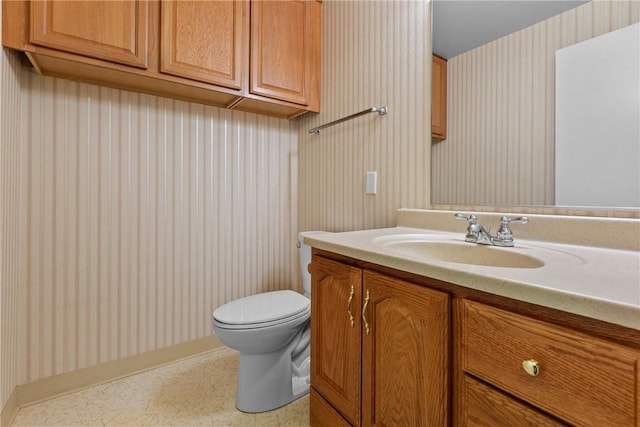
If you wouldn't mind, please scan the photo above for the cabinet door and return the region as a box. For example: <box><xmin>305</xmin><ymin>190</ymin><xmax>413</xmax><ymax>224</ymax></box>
<box><xmin>310</xmin><ymin>387</ymin><xmax>352</xmax><ymax>427</ymax></box>
<box><xmin>432</xmin><ymin>54</ymin><xmax>447</xmax><ymax>139</ymax></box>
<box><xmin>250</xmin><ymin>0</ymin><xmax>320</xmax><ymax>106</ymax></box>
<box><xmin>161</xmin><ymin>0</ymin><xmax>247</xmax><ymax>90</ymax></box>
<box><xmin>30</xmin><ymin>0</ymin><xmax>148</xmax><ymax>68</ymax></box>
<box><xmin>362</xmin><ymin>271</ymin><xmax>450</xmax><ymax>427</ymax></box>
<box><xmin>311</xmin><ymin>256</ymin><xmax>362</xmax><ymax>427</ymax></box>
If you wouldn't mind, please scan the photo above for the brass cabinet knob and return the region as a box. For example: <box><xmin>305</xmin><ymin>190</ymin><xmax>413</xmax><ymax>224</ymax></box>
<box><xmin>522</xmin><ymin>359</ymin><xmax>541</xmax><ymax>376</ymax></box>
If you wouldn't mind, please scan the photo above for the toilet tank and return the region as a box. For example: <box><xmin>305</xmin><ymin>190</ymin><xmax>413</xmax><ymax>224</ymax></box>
<box><xmin>297</xmin><ymin>231</ymin><xmax>329</xmax><ymax>298</ymax></box>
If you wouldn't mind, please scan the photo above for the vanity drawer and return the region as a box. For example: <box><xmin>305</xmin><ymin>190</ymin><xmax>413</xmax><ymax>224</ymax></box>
<box><xmin>461</xmin><ymin>299</ymin><xmax>639</xmax><ymax>427</ymax></box>
<box><xmin>461</xmin><ymin>375</ymin><xmax>565</xmax><ymax>426</ymax></box>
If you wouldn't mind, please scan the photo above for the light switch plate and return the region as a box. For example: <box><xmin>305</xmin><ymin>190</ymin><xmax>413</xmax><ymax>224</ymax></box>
<box><xmin>366</xmin><ymin>171</ymin><xmax>377</xmax><ymax>194</ymax></box>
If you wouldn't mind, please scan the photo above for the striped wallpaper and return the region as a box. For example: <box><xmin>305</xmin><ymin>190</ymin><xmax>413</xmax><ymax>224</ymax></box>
<box><xmin>1</xmin><ymin>47</ymin><xmax>23</xmax><ymax>413</ymax></box>
<box><xmin>297</xmin><ymin>0</ymin><xmax>432</xmax><ymax>233</ymax></box>
<box><xmin>1</xmin><ymin>0</ymin><xmax>433</xmax><ymax>409</ymax></box>
<box><xmin>0</xmin><ymin>0</ymin><xmax>433</xmax><ymax>405</ymax></box>
<box><xmin>431</xmin><ymin>0</ymin><xmax>640</xmax><ymax>206</ymax></box>
<box><xmin>4</xmin><ymin>56</ymin><xmax>299</xmax><ymax>390</ymax></box>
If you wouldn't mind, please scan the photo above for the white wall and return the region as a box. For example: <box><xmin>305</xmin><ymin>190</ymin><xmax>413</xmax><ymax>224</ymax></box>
<box><xmin>556</xmin><ymin>22</ymin><xmax>640</xmax><ymax>208</ymax></box>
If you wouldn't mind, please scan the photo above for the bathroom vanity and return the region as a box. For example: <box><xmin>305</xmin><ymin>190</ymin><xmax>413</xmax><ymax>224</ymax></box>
<box><xmin>306</xmin><ymin>210</ymin><xmax>640</xmax><ymax>427</ymax></box>
<box><xmin>310</xmin><ymin>256</ymin><xmax>449</xmax><ymax>426</ymax></box>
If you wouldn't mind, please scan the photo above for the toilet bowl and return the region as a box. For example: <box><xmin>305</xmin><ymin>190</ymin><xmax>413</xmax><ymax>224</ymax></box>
<box><xmin>211</xmin><ymin>231</ymin><xmax>325</xmax><ymax>413</ymax></box>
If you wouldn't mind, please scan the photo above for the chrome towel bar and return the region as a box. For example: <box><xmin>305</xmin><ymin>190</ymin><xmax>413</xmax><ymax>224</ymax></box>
<box><xmin>308</xmin><ymin>106</ymin><xmax>388</xmax><ymax>135</ymax></box>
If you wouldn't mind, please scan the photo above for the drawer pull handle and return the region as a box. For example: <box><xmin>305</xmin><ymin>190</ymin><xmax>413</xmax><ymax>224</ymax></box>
<box><xmin>346</xmin><ymin>284</ymin><xmax>355</xmax><ymax>327</ymax></box>
<box><xmin>522</xmin><ymin>359</ymin><xmax>540</xmax><ymax>376</ymax></box>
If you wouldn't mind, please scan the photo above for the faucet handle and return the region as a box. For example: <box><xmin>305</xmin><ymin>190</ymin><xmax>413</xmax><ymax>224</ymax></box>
<box><xmin>454</xmin><ymin>213</ymin><xmax>477</xmax><ymax>223</ymax></box>
<box><xmin>496</xmin><ymin>216</ymin><xmax>528</xmax><ymax>245</ymax></box>
<box><xmin>455</xmin><ymin>213</ymin><xmax>482</xmax><ymax>242</ymax></box>
<box><xmin>500</xmin><ymin>216</ymin><xmax>529</xmax><ymax>225</ymax></box>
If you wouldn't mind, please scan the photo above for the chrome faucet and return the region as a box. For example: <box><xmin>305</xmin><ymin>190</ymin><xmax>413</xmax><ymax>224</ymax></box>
<box><xmin>454</xmin><ymin>213</ymin><xmax>528</xmax><ymax>247</ymax></box>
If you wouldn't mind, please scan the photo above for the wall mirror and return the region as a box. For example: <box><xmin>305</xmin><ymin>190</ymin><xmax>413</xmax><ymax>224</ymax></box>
<box><xmin>430</xmin><ymin>0</ymin><xmax>640</xmax><ymax>212</ymax></box>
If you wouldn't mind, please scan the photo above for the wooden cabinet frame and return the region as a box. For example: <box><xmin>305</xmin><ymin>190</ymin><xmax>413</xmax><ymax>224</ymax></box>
<box><xmin>2</xmin><ymin>0</ymin><xmax>321</xmax><ymax>119</ymax></box>
<box><xmin>310</xmin><ymin>248</ymin><xmax>640</xmax><ymax>427</ymax></box>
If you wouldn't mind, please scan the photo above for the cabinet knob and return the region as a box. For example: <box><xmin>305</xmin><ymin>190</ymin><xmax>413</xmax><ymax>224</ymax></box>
<box><xmin>522</xmin><ymin>359</ymin><xmax>541</xmax><ymax>376</ymax></box>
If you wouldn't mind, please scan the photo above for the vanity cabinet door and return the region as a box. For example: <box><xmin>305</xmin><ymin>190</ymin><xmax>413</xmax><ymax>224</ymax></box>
<box><xmin>310</xmin><ymin>388</ymin><xmax>351</xmax><ymax>427</ymax></box>
<box><xmin>30</xmin><ymin>0</ymin><xmax>149</xmax><ymax>68</ymax></box>
<box><xmin>310</xmin><ymin>256</ymin><xmax>452</xmax><ymax>427</ymax></box>
<box><xmin>311</xmin><ymin>256</ymin><xmax>363</xmax><ymax>426</ymax></box>
<box><xmin>361</xmin><ymin>271</ymin><xmax>450</xmax><ymax>427</ymax></box>
<box><xmin>161</xmin><ymin>0</ymin><xmax>247</xmax><ymax>90</ymax></box>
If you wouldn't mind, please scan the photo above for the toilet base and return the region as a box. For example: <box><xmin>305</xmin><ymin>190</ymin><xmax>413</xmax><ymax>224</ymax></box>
<box><xmin>235</xmin><ymin>348</ymin><xmax>310</xmax><ymax>413</ymax></box>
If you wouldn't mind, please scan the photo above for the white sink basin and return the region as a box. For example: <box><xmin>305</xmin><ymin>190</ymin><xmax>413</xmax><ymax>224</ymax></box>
<box><xmin>373</xmin><ymin>233</ymin><xmax>585</xmax><ymax>269</ymax></box>
<box><xmin>381</xmin><ymin>240</ymin><xmax>544</xmax><ymax>268</ymax></box>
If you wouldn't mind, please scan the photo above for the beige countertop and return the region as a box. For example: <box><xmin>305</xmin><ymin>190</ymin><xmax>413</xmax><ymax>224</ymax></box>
<box><xmin>303</xmin><ymin>209</ymin><xmax>640</xmax><ymax>330</ymax></box>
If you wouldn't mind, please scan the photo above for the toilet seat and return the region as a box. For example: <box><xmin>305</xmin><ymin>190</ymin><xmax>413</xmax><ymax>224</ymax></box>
<box><xmin>213</xmin><ymin>290</ymin><xmax>310</xmax><ymax>330</ymax></box>
<box><xmin>213</xmin><ymin>306</ymin><xmax>310</xmax><ymax>331</ymax></box>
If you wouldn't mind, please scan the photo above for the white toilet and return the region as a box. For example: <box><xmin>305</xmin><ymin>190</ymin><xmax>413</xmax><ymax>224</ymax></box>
<box><xmin>211</xmin><ymin>231</ymin><xmax>324</xmax><ymax>413</ymax></box>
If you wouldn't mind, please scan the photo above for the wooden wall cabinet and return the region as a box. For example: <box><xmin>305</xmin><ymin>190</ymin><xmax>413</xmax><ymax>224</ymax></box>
<box><xmin>160</xmin><ymin>0</ymin><xmax>246</xmax><ymax>90</ymax></box>
<box><xmin>250</xmin><ymin>0</ymin><xmax>320</xmax><ymax>107</ymax></box>
<box><xmin>2</xmin><ymin>0</ymin><xmax>321</xmax><ymax>119</ymax></box>
<box><xmin>29</xmin><ymin>0</ymin><xmax>149</xmax><ymax>69</ymax></box>
<box><xmin>310</xmin><ymin>255</ymin><xmax>450</xmax><ymax>427</ymax></box>
<box><xmin>432</xmin><ymin>54</ymin><xmax>447</xmax><ymax>139</ymax></box>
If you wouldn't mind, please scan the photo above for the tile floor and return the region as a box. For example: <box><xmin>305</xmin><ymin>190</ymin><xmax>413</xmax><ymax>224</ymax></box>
<box><xmin>11</xmin><ymin>347</ymin><xmax>310</xmax><ymax>426</ymax></box>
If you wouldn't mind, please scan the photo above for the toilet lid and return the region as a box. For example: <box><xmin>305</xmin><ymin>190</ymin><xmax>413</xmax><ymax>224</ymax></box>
<box><xmin>213</xmin><ymin>290</ymin><xmax>310</xmax><ymax>326</ymax></box>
